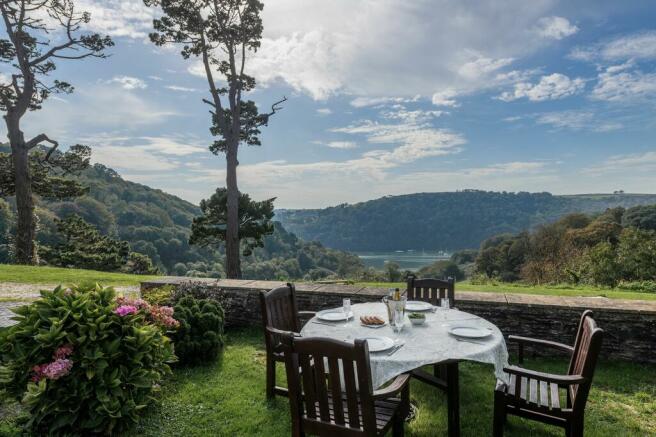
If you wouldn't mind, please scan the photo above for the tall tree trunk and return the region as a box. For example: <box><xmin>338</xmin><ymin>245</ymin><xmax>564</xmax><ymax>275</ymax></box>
<box><xmin>6</xmin><ymin>115</ymin><xmax>36</xmax><ymax>264</ymax></box>
<box><xmin>225</xmin><ymin>142</ymin><xmax>241</xmax><ymax>278</ymax></box>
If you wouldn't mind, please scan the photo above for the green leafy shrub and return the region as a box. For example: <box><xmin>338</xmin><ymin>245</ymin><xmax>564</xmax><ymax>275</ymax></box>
<box><xmin>171</xmin><ymin>296</ymin><xmax>224</xmax><ymax>366</ymax></box>
<box><xmin>0</xmin><ymin>284</ymin><xmax>176</xmax><ymax>435</ymax></box>
<box><xmin>142</xmin><ymin>285</ymin><xmax>176</xmax><ymax>306</ymax></box>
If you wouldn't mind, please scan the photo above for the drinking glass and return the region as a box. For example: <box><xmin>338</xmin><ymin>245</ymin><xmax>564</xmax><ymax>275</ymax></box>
<box><xmin>343</xmin><ymin>298</ymin><xmax>351</xmax><ymax>326</ymax></box>
<box><xmin>393</xmin><ymin>308</ymin><xmax>404</xmax><ymax>333</ymax></box>
<box><xmin>441</xmin><ymin>298</ymin><xmax>450</xmax><ymax>310</ymax></box>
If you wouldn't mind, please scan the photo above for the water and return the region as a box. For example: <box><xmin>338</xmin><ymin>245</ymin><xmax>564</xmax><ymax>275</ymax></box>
<box><xmin>355</xmin><ymin>250</ymin><xmax>450</xmax><ymax>271</ymax></box>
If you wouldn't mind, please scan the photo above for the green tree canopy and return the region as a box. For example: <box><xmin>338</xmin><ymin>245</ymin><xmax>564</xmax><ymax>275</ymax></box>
<box><xmin>0</xmin><ymin>145</ymin><xmax>91</xmax><ymax>199</ymax></box>
<box><xmin>189</xmin><ymin>188</ymin><xmax>275</xmax><ymax>256</ymax></box>
<box><xmin>40</xmin><ymin>214</ymin><xmax>129</xmax><ymax>271</ymax></box>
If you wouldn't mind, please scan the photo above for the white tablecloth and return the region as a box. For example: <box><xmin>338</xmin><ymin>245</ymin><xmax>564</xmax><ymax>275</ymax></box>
<box><xmin>300</xmin><ymin>302</ymin><xmax>509</xmax><ymax>389</ymax></box>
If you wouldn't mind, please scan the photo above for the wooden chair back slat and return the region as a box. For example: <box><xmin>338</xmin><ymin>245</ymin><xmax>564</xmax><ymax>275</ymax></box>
<box><xmin>312</xmin><ymin>355</ymin><xmax>331</xmax><ymax>422</ymax></box>
<box><xmin>327</xmin><ymin>357</ymin><xmax>345</xmax><ymax>425</ymax></box>
<box><xmin>342</xmin><ymin>359</ymin><xmax>361</xmax><ymax>428</ymax></box>
<box><xmin>407</xmin><ymin>276</ymin><xmax>455</xmax><ymax>307</ymax></box>
<box><xmin>299</xmin><ymin>354</ymin><xmax>317</xmax><ymax>419</ymax></box>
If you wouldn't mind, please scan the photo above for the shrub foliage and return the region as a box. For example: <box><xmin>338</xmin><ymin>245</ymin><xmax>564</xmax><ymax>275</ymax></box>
<box><xmin>0</xmin><ymin>284</ymin><xmax>176</xmax><ymax>434</ymax></box>
<box><xmin>171</xmin><ymin>296</ymin><xmax>225</xmax><ymax>366</ymax></box>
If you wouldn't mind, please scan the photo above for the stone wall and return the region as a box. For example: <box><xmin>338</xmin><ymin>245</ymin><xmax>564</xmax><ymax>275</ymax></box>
<box><xmin>141</xmin><ymin>277</ymin><xmax>656</xmax><ymax>365</ymax></box>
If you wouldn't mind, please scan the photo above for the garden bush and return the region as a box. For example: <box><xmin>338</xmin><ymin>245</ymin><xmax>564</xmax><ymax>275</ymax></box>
<box><xmin>0</xmin><ymin>284</ymin><xmax>176</xmax><ymax>435</ymax></box>
<box><xmin>142</xmin><ymin>284</ymin><xmax>176</xmax><ymax>306</ymax></box>
<box><xmin>171</xmin><ymin>296</ymin><xmax>225</xmax><ymax>366</ymax></box>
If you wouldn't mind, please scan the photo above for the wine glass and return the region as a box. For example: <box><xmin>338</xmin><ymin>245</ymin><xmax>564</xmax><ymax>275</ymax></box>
<box><xmin>343</xmin><ymin>298</ymin><xmax>351</xmax><ymax>326</ymax></box>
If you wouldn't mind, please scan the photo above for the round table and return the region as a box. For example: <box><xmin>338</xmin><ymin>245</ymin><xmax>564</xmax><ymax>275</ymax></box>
<box><xmin>301</xmin><ymin>302</ymin><xmax>509</xmax><ymax>437</ymax></box>
<box><xmin>301</xmin><ymin>302</ymin><xmax>509</xmax><ymax>389</ymax></box>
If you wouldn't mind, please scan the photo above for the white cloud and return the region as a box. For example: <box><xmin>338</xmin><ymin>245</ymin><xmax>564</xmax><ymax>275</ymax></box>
<box><xmin>535</xmin><ymin>16</ymin><xmax>578</xmax><ymax>40</ymax></box>
<box><xmin>380</xmin><ymin>108</ymin><xmax>446</xmax><ymax>124</ymax></box>
<box><xmin>78</xmin><ymin>0</ymin><xmax>156</xmax><ymax>38</ymax></box>
<box><xmin>316</xmin><ymin>108</ymin><xmax>332</xmax><ymax>115</ymax></box>
<box><xmin>350</xmin><ymin>96</ymin><xmax>420</xmax><ymax>108</ymax></box>
<box><xmin>584</xmin><ymin>151</ymin><xmax>656</xmax><ymax>175</ymax></box>
<box><xmin>457</xmin><ymin>55</ymin><xmax>514</xmax><ymax>80</ymax></box>
<box><xmin>238</xmin><ymin>1</ymin><xmax>559</xmax><ymax>100</ymax></box>
<box><xmin>315</xmin><ymin>141</ymin><xmax>357</xmax><ymax>149</ymax></box>
<box><xmin>165</xmin><ymin>85</ymin><xmax>199</xmax><ymax>92</ymax></box>
<box><xmin>332</xmin><ymin>120</ymin><xmax>465</xmax><ymax>165</ymax></box>
<box><xmin>499</xmin><ymin>73</ymin><xmax>585</xmax><ymax>102</ymax></box>
<box><xmin>432</xmin><ymin>89</ymin><xmax>460</xmax><ymax>107</ymax></box>
<box><xmin>91</xmin><ymin>146</ymin><xmax>179</xmax><ymax>171</ymax></box>
<box><xmin>87</xmin><ymin>135</ymin><xmax>206</xmax><ymax>172</ymax></box>
<box><xmin>590</xmin><ymin>62</ymin><xmax>656</xmax><ymax>102</ymax></box>
<box><xmin>14</xmin><ymin>85</ymin><xmax>181</xmax><ymax>143</ymax></box>
<box><xmin>535</xmin><ymin>111</ymin><xmax>593</xmax><ymax>130</ymax></box>
<box><xmin>108</xmin><ymin>75</ymin><xmax>147</xmax><ymax>90</ymax></box>
<box><xmin>534</xmin><ymin>110</ymin><xmax>622</xmax><ymax>132</ymax></box>
<box><xmin>570</xmin><ymin>31</ymin><xmax>656</xmax><ymax>62</ymax></box>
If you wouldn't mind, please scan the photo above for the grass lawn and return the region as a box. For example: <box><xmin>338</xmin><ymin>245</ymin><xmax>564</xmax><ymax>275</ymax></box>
<box><xmin>0</xmin><ymin>264</ymin><xmax>157</xmax><ymax>287</ymax></box>
<box><xmin>3</xmin><ymin>328</ymin><xmax>653</xmax><ymax>436</ymax></box>
<box><xmin>357</xmin><ymin>281</ymin><xmax>656</xmax><ymax>301</ymax></box>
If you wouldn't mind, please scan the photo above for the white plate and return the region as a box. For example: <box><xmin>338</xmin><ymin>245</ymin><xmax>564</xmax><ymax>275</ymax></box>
<box><xmin>448</xmin><ymin>326</ymin><xmax>491</xmax><ymax>339</ymax></box>
<box><xmin>317</xmin><ymin>309</ymin><xmax>354</xmax><ymax>321</ymax></box>
<box><xmin>405</xmin><ymin>301</ymin><xmax>433</xmax><ymax>312</ymax></box>
<box><xmin>361</xmin><ymin>321</ymin><xmax>387</xmax><ymax>329</ymax></box>
<box><xmin>360</xmin><ymin>336</ymin><xmax>395</xmax><ymax>352</ymax></box>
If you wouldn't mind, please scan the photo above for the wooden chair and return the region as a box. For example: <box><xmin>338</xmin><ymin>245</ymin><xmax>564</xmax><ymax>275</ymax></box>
<box><xmin>493</xmin><ymin>310</ymin><xmax>604</xmax><ymax>437</ymax></box>
<box><xmin>406</xmin><ymin>276</ymin><xmax>455</xmax><ymax>308</ymax></box>
<box><xmin>406</xmin><ymin>277</ymin><xmax>458</xmax><ymax>411</ymax></box>
<box><xmin>260</xmin><ymin>283</ymin><xmax>315</xmax><ymax>399</ymax></box>
<box><xmin>273</xmin><ymin>328</ymin><xmax>410</xmax><ymax>437</ymax></box>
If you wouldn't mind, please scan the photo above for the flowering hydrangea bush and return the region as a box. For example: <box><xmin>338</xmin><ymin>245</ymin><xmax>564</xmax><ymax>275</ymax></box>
<box><xmin>116</xmin><ymin>296</ymin><xmax>179</xmax><ymax>329</ymax></box>
<box><xmin>0</xmin><ymin>284</ymin><xmax>176</xmax><ymax>435</ymax></box>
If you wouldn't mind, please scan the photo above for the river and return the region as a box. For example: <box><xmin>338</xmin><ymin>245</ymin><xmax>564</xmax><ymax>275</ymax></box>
<box><xmin>354</xmin><ymin>250</ymin><xmax>450</xmax><ymax>271</ymax></box>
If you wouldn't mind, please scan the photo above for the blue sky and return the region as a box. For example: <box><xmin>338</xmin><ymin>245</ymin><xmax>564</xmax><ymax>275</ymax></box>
<box><xmin>3</xmin><ymin>0</ymin><xmax>656</xmax><ymax>208</ymax></box>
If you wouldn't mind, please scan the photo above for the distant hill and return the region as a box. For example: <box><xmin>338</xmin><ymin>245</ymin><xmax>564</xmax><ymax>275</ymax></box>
<box><xmin>0</xmin><ymin>153</ymin><xmax>362</xmax><ymax>278</ymax></box>
<box><xmin>276</xmin><ymin>191</ymin><xmax>656</xmax><ymax>252</ymax></box>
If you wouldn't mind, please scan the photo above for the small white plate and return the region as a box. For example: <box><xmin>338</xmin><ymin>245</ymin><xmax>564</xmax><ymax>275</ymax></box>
<box><xmin>360</xmin><ymin>336</ymin><xmax>395</xmax><ymax>352</ymax></box>
<box><xmin>317</xmin><ymin>309</ymin><xmax>354</xmax><ymax>321</ymax></box>
<box><xmin>406</xmin><ymin>301</ymin><xmax>433</xmax><ymax>312</ymax></box>
<box><xmin>449</xmin><ymin>326</ymin><xmax>491</xmax><ymax>339</ymax></box>
<box><xmin>361</xmin><ymin>321</ymin><xmax>388</xmax><ymax>329</ymax></box>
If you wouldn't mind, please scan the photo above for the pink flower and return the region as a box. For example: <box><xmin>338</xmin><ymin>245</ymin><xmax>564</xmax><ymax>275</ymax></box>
<box><xmin>149</xmin><ymin>305</ymin><xmax>179</xmax><ymax>329</ymax></box>
<box><xmin>114</xmin><ymin>305</ymin><xmax>138</xmax><ymax>317</ymax></box>
<box><xmin>41</xmin><ymin>359</ymin><xmax>73</xmax><ymax>380</ymax></box>
<box><xmin>54</xmin><ymin>344</ymin><xmax>74</xmax><ymax>360</ymax></box>
<box><xmin>31</xmin><ymin>358</ymin><xmax>73</xmax><ymax>382</ymax></box>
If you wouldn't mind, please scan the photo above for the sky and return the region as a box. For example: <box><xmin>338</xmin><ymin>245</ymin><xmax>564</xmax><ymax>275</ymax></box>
<box><xmin>3</xmin><ymin>0</ymin><xmax>656</xmax><ymax>208</ymax></box>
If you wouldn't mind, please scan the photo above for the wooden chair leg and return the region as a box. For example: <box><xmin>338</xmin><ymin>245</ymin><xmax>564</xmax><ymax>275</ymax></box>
<box><xmin>265</xmin><ymin>355</ymin><xmax>276</xmax><ymax>400</ymax></box>
<box><xmin>393</xmin><ymin>412</ymin><xmax>405</xmax><ymax>437</ymax></box>
<box><xmin>492</xmin><ymin>391</ymin><xmax>505</xmax><ymax>437</ymax></box>
<box><xmin>446</xmin><ymin>362</ymin><xmax>460</xmax><ymax>437</ymax></box>
<box><xmin>568</xmin><ymin>417</ymin><xmax>584</xmax><ymax>437</ymax></box>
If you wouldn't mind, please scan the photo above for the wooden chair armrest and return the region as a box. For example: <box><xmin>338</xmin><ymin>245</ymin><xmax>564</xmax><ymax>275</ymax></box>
<box><xmin>508</xmin><ymin>335</ymin><xmax>574</xmax><ymax>353</ymax></box>
<box><xmin>503</xmin><ymin>365</ymin><xmax>586</xmax><ymax>386</ymax></box>
<box><xmin>372</xmin><ymin>374</ymin><xmax>410</xmax><ymax>400</ymax></box>
<box><xmin>508</xmin><ymin>335</ymin><xmax>574</xmax><ymax>363</ymax></box>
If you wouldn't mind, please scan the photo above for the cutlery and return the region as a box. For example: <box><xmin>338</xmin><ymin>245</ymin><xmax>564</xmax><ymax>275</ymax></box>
<box><xmin>454</xmin><ymin>338</ymin><xmax>488</xmax><ymax>345</ymax></box>
<box><xmin>311</xmin><ymin>320</ymin><xmax>339</xmax><ymax>327</ymax></box>
<box><xmin>387</xmin><ymin>343</ymin><xmax>405</xmax><ymax>356</ymax></box>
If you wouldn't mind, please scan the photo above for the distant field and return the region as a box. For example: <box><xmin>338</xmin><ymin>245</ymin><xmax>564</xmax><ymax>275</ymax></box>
<box><xmin>0</xmin><ymin>264</ymin><xmax>158</xmax><ymax>287</ymax></box>
<box><xmin>357</xmin><ymin>280</ymin><xmax>656</xmax><ymax>301</ymax></box>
